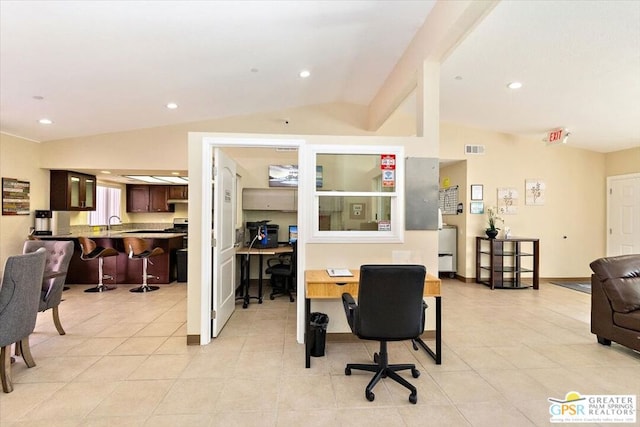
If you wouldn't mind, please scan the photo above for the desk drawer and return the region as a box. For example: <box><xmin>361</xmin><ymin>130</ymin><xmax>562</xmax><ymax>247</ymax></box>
<box><xmin>306</xmin><ymin>282</ymin><xmax>359</xmax><ymax>299</ymax></box>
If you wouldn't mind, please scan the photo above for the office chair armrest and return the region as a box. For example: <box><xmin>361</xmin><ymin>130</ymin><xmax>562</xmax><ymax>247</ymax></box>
<box><xmin>342</xmin><ymin>292</ymin><xmax>357</xmax><ymax>330</ymax></box>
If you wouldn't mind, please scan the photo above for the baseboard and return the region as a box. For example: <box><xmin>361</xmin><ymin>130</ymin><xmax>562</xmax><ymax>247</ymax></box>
<box><xmin>186</xmin><ymin>335</ymin><xmax>200</xmax><ymax>345</ymax></box>
<box><xmin>544</xmin><ymin>277</ymin><xmax>591</xmax><ymax>283</ymax></box>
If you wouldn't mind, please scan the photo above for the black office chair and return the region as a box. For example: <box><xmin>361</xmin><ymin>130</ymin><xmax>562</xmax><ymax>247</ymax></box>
<box><xmin>342</xmin><ymin>264</ymin><xmax>426</xmax><ymax>404</ymax></box>
<box><xmin>265</xmin><ymin>242</ymin><xmax>296</xmax><ymax>302</ymax></box>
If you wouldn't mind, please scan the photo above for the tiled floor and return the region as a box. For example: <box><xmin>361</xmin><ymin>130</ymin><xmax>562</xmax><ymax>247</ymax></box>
<box><xmin>1</xmin><ymin>279</ymin><xmax>638</xmax><ymax>426</ymax></box>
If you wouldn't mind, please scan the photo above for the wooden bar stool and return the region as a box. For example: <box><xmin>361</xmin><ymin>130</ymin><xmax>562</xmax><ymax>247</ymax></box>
<box><xmin>78</xmin><ymin>237</ymin><xmax>118</xmax><ymax>293</ymax></box>
<box><xmin>123</xmin><ymin>237</ymin><xmax>164</xmax><ymax>293</ymax></box>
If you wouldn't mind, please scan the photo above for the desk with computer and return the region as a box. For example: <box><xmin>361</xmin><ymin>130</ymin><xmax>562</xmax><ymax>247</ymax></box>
<box><xmin>236</xmin><ymin>222</ymin><xmax>297</xmax><ymax>308</ymax></box>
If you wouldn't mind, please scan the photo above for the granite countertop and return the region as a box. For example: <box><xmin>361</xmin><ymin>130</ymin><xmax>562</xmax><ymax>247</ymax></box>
<box><xmin>48</xmin><ymin>230</ymin><xmax>187</xmax><ymax>239</ymax></box>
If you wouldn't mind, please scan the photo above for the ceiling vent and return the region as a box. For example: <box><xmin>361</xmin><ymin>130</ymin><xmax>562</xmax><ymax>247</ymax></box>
<box><xmin>465</xmin><ymin>144</ymin><xmax>485</xmax><ymax>155</ymax></box>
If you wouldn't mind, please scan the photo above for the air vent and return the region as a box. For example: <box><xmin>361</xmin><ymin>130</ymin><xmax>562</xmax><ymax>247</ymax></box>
<box><xmin>465</xmin><ymin>144</ymin><xmax>485</xmax><ymax>155</ymax></box>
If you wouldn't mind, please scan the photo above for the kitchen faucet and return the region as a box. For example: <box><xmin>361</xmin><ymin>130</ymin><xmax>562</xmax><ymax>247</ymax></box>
<box><xmin>108</xmin><ymin>215</ymin><xmax>121</xmax><ymax>231</ymax></box>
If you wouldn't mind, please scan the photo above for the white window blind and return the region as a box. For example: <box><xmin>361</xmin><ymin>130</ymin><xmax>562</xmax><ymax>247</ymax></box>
<box><xmin>88</xmin><ymin>186</ymin><xmax>121</xmax><ymax>225</ymax></box>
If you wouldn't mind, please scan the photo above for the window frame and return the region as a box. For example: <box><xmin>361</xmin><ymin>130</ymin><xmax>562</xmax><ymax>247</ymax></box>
<box><xmin>88</xmin><ymin>184</ymin><xmax>122</xmax><ymax>226</ymax></box>
<box><xmin>307</xmin><ymin>144</ymin><xmax>404</xmax><ymax>243</ymax></box>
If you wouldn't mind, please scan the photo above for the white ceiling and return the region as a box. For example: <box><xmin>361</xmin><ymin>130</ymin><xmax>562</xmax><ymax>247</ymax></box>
<box><xmin>1</xmin><ymin>0</ymin><xmax>639</xmax><ymax>154</ymax></box>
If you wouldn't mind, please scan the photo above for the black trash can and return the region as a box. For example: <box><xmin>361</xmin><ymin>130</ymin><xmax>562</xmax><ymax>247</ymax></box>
<box><xmin>309</xmin><ymin>312</ymin><xmax>329</xmax><ymax>357</ymax></box>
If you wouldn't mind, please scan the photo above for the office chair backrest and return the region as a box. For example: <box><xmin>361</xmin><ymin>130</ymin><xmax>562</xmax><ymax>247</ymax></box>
<box><xmin>356</xmin><ymin>264</ymin><xmax>426</xmax><ymax>341</ymax></box>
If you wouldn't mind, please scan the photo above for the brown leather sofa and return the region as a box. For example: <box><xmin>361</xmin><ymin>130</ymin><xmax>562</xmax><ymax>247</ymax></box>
<box><xmin>589</xmin><ymin>254</ymin><xmax>640</xmax><ymax>352</ymax></box>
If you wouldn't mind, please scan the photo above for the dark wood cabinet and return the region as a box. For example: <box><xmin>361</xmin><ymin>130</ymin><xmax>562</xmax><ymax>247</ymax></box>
<box><xmin>126</xmin><ymin>185</ymin><xmax>174</xmax><ymax>213</ymax></box>
<box><xmin>149</xmin><ymin>185</ymin><xmax>172</xmax><ymax>212</ymax></box>
<box><xmin>168</xmin><ymin>185</ymin><xmax>188</xmax><ymax>200</ymax></box>
<box><xmin>50</xmin><ymin>170</ymin><xmax>97</xmax><ymax>211</ymax></box>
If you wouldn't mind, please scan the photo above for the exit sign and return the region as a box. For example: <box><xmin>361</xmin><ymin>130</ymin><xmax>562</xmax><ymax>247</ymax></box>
<box><xmin>547</xmin><ymin>128</ymin><xmax>565</xmax><ymax>144</ymax></box>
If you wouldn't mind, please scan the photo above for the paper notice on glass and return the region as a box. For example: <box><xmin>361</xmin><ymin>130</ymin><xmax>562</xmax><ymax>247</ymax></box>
<box><xmin>327</xmin><ymin>268</ymin><xmax>353</xmax><ymax>277</ymax></box>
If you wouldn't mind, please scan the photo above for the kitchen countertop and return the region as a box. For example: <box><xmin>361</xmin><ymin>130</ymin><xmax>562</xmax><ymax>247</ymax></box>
<box><xmin>45</xmin><ymin>231</ymin><xmax>187</xmax><ymax>239</ymax></box>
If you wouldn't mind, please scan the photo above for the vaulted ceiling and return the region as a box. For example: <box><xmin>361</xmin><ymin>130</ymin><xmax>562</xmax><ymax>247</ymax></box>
<box><xmin>1</xmin><ymin>0</ymin><xmax>638</xmax><ymax>153</ymax></box>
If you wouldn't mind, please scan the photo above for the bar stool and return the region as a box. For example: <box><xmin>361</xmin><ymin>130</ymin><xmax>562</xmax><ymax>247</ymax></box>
<box><xmin>78</xmin><ymin>237</ymin><xmax>118</xmax><ymax>293</ymax></box>
<box><xmin>123</xmin><ymin>237</ymin><xmax>164</xmax><ymax>293</ymax></box>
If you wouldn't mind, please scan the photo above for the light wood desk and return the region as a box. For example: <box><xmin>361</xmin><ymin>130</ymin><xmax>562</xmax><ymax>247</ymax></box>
<box><xmin>236</xmin><ymin>245</ymin><xmax>293</xmax><ymax>308</ymax></box>
<box><xmin>304</xmin><ymin>269</ymin><xmax>442</xmax><ymax>368</ymax></box>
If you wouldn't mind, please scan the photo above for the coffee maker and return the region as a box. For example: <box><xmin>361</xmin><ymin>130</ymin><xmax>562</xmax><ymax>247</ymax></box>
<box><xmin>34</xmin><ymin>210</ymin><xmax>53</xmax><ymax>236</ymax></box>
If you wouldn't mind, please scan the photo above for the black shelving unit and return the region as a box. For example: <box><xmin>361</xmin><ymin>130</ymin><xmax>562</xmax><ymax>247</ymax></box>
<box><xmin>475</xmin><ymin>237</ymin><xmax>539</xmax><ymax>289</ymax></box>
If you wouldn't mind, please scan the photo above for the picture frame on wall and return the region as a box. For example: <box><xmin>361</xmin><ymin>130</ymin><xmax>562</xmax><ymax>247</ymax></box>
<box><xmin>470</xmin><ymin>201</ymin><xmax>484</xmax><ymax>214</ymax></box>
<box><xmin>471</xmin><ymin>184</ymin><xmax>483</xmax><ymax>200</ymax></box>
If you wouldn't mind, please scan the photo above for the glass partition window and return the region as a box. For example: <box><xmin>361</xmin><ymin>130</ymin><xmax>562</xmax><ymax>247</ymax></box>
<box><xmin>310</xmin><ymin>146</ymin><xmax>404</xmax><ymax>243</ymax></box>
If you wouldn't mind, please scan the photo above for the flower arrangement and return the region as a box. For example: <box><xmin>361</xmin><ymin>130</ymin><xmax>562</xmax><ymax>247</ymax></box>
<box><xmin>486</xmin><ymin>207</ymin><xmax>503</xmax><ymax>231</ymax></box>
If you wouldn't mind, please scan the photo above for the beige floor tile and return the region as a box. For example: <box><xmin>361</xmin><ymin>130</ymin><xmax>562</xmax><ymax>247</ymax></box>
<box><xmin>109</xmin><ymin>336</ymin><xmax>167</xmax><ymax>355</ymax></box>
<box><xmin>5</xmin><ymin>280</ymin><xmax>638</xmax><ymax>426</ymax></box>
<box><xmin>456</xmin><ymin>401</ymin><xmax>536</xmax><ymax>427</ymax></box>
<box><xmin>153</xmin><ymin>377</ymin><xmax>222</xmax><ymax>415</ymax></box>
<box><xmin>275</xmin><ymin>409</ymin><xmax>339</xmax><ymax>427</ymax></box>
<box><xmin>73</xmin><ymin>355</ymin><xmax>148</xmax><ymax>382</ymax></box>
<box><xmin>126</xmin><ymin>354</ymin><xmax>191</xmax><ymax>380</ymax></box>
<box><xmin>210</xmin><ymin>409</ymin><xmax>277</xmax><ymax>427</ymax></box>
<box><xmin>278</xmin><ymin>375</ymin><xmax>337</xmax><ymax>411</ymax></box>
<box><xmin>89</xmin><ymin>379</ymin><xmax>173</xmax><ymax>417</ymax></box>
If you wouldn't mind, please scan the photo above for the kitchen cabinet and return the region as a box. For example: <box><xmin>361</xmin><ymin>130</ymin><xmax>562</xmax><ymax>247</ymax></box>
<box><xmin>168</xmin><ymin>185</ymin><xmax>188</xmax><ymax>200</ymax></box>
<box><xmin>242</xmin><ymin>188</ymin><xmax>297</xmax><ymax>211</ymax></box>
<box><xmin>50</xmin><ymin>170</ymin><xmax>96</xmax><ymax>211</ymax></box>
<box><xmin>126</xmin><ymin>185</ymin><xmax>175</xmax><ymax>213</ymax></box>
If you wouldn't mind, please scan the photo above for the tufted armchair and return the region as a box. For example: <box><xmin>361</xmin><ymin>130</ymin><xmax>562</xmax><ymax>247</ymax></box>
<box><xmin>0</xmin><ymin>248</ymin><xmax>47</xmax><ymax>392</ymax></box>
<box><xmin>23</xmin><ymin>240</ymin><xmax>74</xmax><ymax>335</ymax></box>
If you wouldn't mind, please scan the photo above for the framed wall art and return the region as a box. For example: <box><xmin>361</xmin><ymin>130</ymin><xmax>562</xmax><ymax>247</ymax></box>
<box><xmin>525</xmin><ymin>179</ymin><xmax>545</xmax><ymax>205</ymax></box>
<box><xmin>471</xmin><ymin>184</ymin><xmax>483</xmax><ymax>200</ymax></box>
<box><xmin>2</xmin><ymin>177</ymin><xmax>30</xmax><ymax>215</ymax></box>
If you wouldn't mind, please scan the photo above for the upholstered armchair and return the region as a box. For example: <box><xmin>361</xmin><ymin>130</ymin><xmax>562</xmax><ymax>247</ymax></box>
<box><xmin>23</xmin><ymin>240</ymin><xmax>74</xmax><ymax>335</ymax></box>
<box><xmin>0</xmin><ymin>248</ymin><xmax>47</xmax><ymax>392</ymax></box>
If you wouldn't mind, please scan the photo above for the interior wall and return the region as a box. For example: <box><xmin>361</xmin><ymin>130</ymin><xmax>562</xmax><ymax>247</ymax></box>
<box><xmin>0</xmin><ymin>133</ymin><xmax>49</xmax><ymax>268</ymax></box>
<box><xmin>440</xmin><ymin>122</ymin><xmax>607</xmax><ymax>278</ymax></box>
<box><xmin>604</xmin><ymin>146</ymin><xmax>640</xmax><ymax>176</ymax></box>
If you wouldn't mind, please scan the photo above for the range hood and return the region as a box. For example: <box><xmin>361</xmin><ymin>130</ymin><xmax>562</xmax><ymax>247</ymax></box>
<box><xmin>167</xmin><ymin>199</ymin><xmax>188</xmax><ymax>204</ymax></box>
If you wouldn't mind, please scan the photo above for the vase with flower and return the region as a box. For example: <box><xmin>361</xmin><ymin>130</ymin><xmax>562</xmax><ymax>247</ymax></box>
<box><xmin>485</xmin><ymin>207</ymin><xmax>503</xmax><ymax>239</ymax></box>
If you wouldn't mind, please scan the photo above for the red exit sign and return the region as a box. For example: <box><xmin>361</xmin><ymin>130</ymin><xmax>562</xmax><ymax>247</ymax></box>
<box><xmin>547</xmin><ymin>128</ymin><xmax>565</xmax><ymax>144</ymax></box>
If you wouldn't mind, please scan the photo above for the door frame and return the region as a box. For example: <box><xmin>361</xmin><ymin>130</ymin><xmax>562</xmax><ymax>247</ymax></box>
<box><xmin>188</xmin><ymin>133</ymin><xmax>307</xmax><ymax>345</ymax></box>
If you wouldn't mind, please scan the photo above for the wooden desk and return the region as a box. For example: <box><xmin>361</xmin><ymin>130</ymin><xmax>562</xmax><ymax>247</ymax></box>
<box><xmin>304</xmin><ymin>269</ymin><xmax>442</xmax><ymax>368</ymax></box>
<box><xmin>236</xmin><ymin>245</ymin><xmax>293</xmax><ymax>308</ymax></box>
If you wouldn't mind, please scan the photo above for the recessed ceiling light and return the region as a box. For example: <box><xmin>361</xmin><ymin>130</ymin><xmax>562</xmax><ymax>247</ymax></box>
<box><xmin>454</xmin><ymin>75</ymin><xmax>463</xmax><ymax>80</ymax></box>
<box><xmin>507</xmin><ymin>81</ymin><xmax>523</xmax><ymax>90</ymax></box>
<box><xmin>299</xmin><ymin>70</ymin><xmax>311</xmax><ymax>78</ymax></box>
<box><xmin>38</xmin><ymin>118</ymin><xmax>53</xmax><ymax>125</ymax></box>
<box><xmin>33</xmin><ymin>95</ymin><xmax>44</xmax><ymax>100</ymax></box>
<box><xmin>251</xmin><ymin>68</ymin><xmax>259</xmax><ymax>73</ymax></box>
<box><xmin>166</xmin><ymin>102</ymin><xmax>178</xmax><ymax>109</ymax></box>
<box><xmin>101</xmin><ymin>170</ymin><xmax>111</xmax><ymax>174</ymax></box>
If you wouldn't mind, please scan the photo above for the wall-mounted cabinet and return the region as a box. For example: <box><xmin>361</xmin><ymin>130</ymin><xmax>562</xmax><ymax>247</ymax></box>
<box><xmin>168</xmin><ymin>185</ymin><xmax>188</xmax><ymax>200</ymax></box>
<box><xmin>242</xmin><ymin>188</ymin><xmax>297</xmax><ymax>211</ymax></box>
<box><xmin>126</xmin><ymin>185</ymin><xmax>175</xmax><ymax>213</ymax></box>
<box><xmin>50</xmin><ymin>170</ymin><xmax>96</xmax><ymax>211</ymax></box>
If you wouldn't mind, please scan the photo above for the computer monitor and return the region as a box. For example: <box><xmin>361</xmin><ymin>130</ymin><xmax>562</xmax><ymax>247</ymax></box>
<box><xmin>288</xmin><ymin>225</ymin><xmax>298</xmax><ymax>244</ymax></box>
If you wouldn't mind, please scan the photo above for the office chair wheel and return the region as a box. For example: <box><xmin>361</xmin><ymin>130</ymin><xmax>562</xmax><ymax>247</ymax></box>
<box><xmin>270</xmin><ymin>295</ymin><xmax>275</xmax><ymax>300</ymax></box>
<box><xmin>345</xmin><ymin>367</ymin><xmax>352</xmax><ymax>375</ymax></box>
<box><xmin>412</xmin><ymin>340</ymin><xmax>419</xmax><ymax>351</ymax></box>
<box><xmin>373</xmin><ymin>352</ymin><xmax>379</xmax><ymax>363</ymax></box>
<box><xmin>366</xmin><ymin>390</ymin><xmax>375</xmax><ymax>402</ymax></box>
<box><xmin>409</xmin><ymin>392</ymin><xmax>417</xmax><ymax>404</ymax></box>
<box><xmin>412</xmin><ymin>368</ymin><xmax>420</xmax><ymax>378</ymax></box>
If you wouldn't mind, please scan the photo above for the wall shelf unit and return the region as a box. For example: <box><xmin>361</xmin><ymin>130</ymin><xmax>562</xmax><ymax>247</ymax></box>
<box><xmin>475</xmin><ymin>237</ymin><xmax>539</xmax><ymax>289</ymax></box>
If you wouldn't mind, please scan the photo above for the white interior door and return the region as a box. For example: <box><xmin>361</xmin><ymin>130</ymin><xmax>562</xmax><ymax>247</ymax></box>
<box><xmin>212</xmin><ymin>148</ymin><xmax>237</xmax><ymax>337</ymax></box>
<box><xmin>607</xmin><ymin>174</ymin><xmax>640</xmax><ymax>256</ymax></box>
